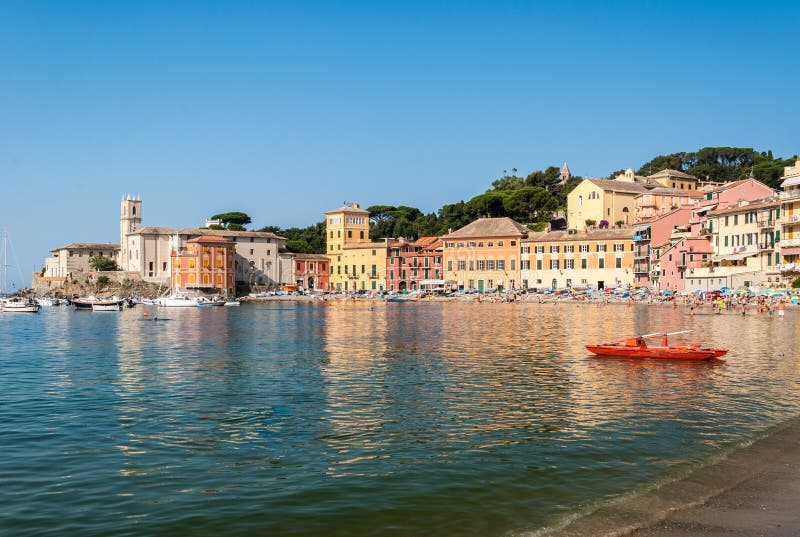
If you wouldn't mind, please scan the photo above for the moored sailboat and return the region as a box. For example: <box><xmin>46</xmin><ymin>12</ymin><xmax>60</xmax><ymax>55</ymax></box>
<box><xmin>0</xmin><ymin>231</ymin><xmax>39</xmax><ymax>313</ymax></box>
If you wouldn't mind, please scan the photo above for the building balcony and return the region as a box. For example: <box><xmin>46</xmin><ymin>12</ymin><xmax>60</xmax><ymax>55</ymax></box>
<box><xmin>633</xmin><ymin>266</ymin><xmax>650</xmax><ymax>274</ymax></box>
<box><xmin>779</xmin><ymin>190</ymin><xmax>800</xmax><ymax>201</ymax></box>
<box><xmin>758</xmin><ymin>243</ymin><xmax>775</xmax><ymax>251</ymax></box>
<box><xmin>782</xmin><ymin>215</ymin><xmax>800</xmax><ymax>225</ymax></box>
<box><xmin>757</xmin><ymin>219</ymin><xmax>775</xmax><ymax>229</ymax></box>
<box><xmin>779</xmin><ymin>238</ymin><xmax>800</xmax><ymax>248</ymax></box>
<box><xmin>368</xmin><ymin>273</ymin><xmax>379</xmax><ymax>279</ymax></box>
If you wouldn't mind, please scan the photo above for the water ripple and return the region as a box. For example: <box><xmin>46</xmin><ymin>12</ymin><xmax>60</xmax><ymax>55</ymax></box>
<box><xmin>1</xmin><ymin>303</ymin><xmax>799</xmax><ymax>536</ymax></box>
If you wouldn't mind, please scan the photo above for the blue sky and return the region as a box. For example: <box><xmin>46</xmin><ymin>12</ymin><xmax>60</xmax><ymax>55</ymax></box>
<box><xmin>1</xmin><ymin>1</ymin><xmax>798</xmax><ymax>289</ymax></box>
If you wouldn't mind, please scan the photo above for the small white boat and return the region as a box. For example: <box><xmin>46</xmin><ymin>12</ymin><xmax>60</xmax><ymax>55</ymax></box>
<box><xmin>36</xmin><ymin>297</ymin><xmax>61</xmax><ymax>307</ymax></box>
<box><xmin>1</xmin><ymin>297</ymin><xmax>40</xmax><ymax>313</ymax></box>
<box><xmin>73</xmin><ymin>296</ymin><xmax>126</xmax><ymax>310</ymax></box>
<box><xmin>157</xmin><ymin>293</ymin><xmax>198</xmax><ymax>308</ymax></box>
<box><xmin>223</xmin><ymin>300</ymin><xmax>240</xmax><ymax>307</ymax></box>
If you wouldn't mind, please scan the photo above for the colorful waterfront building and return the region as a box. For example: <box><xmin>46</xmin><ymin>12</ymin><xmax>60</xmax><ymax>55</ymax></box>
<box><xmin>634</xmin><ymin>187</ymin><xmax>703</xmax><ymax>220</ymax></box>
<box><xmin>520</xmin><ymin>228</ymin><xmax>635</xmax><ymax>290</ymax></box>
<box><xmin>441</xmin><ymin>217</ymin><xmax>529</xmax><ymax>292</ymax></box>
<box><xmin>645</xmin><ymin>169</ymin><xmax>698</xmax><ymax>191</ymax></box>
<box><xmin>171</xmin><ymin>235</ymin><xmax>236</xmax><ymax>295</ymax></box>
<box><xmin>292</xmin><ymin>253</ymin><xmax>330</xmax><ymax>291</ymax></box>
<box><xmin>656</xmin><ymin>236</ymin><xmax>714</xmax><ymax>292</ymax></box>
<box><xmin>325</xmin><ymin>203</ymin><xmax>387</xmax><ymax>292</ymax></box>
<box><xmin>779</xmin><ymin>158</ymin><xmax>800</xmax><ymax>282</ymax></box>
<box><xmin>633</xmin><ymin>207</ymin><xmax>694</xmax><ymax>288</ymax></box>
<box><xmin>567</xmin><ymin>170</ymin><xmax>647</xmax><ymax>230</ymax></box>
<box><xmin>385</xmin><ymin>237</ymin><xmax>443</xmax><ymax>292</ymax></box>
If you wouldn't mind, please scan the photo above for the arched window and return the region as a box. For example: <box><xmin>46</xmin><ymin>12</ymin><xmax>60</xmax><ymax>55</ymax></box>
<box><xmin>578</xmin><ymin>195</ymin><xmax>583</xmax><ymax>206</ymax></box>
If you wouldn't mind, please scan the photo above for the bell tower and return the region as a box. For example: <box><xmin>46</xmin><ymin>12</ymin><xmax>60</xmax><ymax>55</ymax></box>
<box><xmin>120</xmin><ymin>195</ymin><xmax>142</xmax><ymax>271</ymax></box>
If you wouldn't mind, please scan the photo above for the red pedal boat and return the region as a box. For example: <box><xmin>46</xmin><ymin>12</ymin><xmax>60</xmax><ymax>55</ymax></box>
<box><xmin>586</xmin><ymin>330</ymin><xmax>728</xmax><ymax>360</ymax></box>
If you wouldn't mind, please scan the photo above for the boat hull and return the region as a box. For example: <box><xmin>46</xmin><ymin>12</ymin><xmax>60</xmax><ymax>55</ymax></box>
<box><xmin>73</xmin><ymin>298</ymin><xmax>125</xmax><ymax>310</ymax></box>
<box><xmin>586</xmin><ymin>345</ymin><xmax>727</xmax><ymax>360</ymax></box>
<box><xmin>1</xmin><ymin>301</ymin><xmax>40</xmax><ymax>313</ymax></box>
<box><xmin>92</xmin><ymin>303</ymin><xmax>121</xmax><ymax>311</ymax></box>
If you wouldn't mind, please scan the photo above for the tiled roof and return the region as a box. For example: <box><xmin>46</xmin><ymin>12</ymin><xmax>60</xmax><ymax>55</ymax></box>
<box><xmin>647</xmin><ymin>169</ymin><xmax>697</xmax><ymax>180</ymax></box>
<box><xmin>441</xmin><ymin>217</ymin><xmax>530</xmax><ymax>239</ymax></box>
<box><xmin>522</xmin><ymin>228</ymin><xmax>636</xmax><ymax>243</ymax></box>
<box><xmin>177</xmin><ymin>228</ymin><xmax>286</xmax><ymax>240</ymax></box>
<box><xmin>52</xmin><ymin>242</ymin><xmax>120</xmax><ymax>252</ymax></box>
<box><xmin>188</xmin><ymin>235</ymin><xmax>235</xmax><ymax>244</ymax></box>
<box><xmin>131</xmin><ymin>226</ymin><xmax>176</xmax><ymax>235</ymax></box>
<box><xmin>707</xmin><ymin>198</ymin><xmax>780</xmax><ymax>216</ymax></box>
<box><xmin>292</xmin><ymin>253</ymin><xmax>331</xmax><ymax>260</ymax></box>
<box><xmin>586</xmin><ymin>179</ymin><xmax>649</xmax><ymax>194</ymax></box>
<box><xmin>640</xmin><ymin>187</ymin><xmax>704</xmax><ymax>197</ymax></box>
<box><xmin>325</xmin><ymin>204</ymin><xmax>370</xmax><ymax>215</ymax></box>
<box><xmin>412</xmin><ymin>236</ymin><xmax>440</xmax><ymax>247</ymax></box>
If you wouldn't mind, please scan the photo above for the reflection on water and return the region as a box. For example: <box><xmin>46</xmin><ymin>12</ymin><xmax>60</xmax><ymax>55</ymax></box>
<box><xmin>1</xmin><ymin>302</ymin><xmax>799</xmax><ymax>537</ymax></box>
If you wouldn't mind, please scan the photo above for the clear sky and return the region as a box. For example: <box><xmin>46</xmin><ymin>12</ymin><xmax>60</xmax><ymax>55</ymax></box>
<box><xmin>1</xmin><ymin>1</ymin><xmax>798</xmax><ymax>290</ymax></box>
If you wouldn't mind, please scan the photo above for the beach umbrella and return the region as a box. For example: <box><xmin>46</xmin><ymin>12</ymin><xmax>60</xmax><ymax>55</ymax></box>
<box><xmin>792</xmin><ymin>296</ymin><xmax>799</xmax><ymax>304</ymax></box>
<box><xmin>660</xmin><ymin>290</ymin><xmax>672</xmax><ymax>295</ymax></box>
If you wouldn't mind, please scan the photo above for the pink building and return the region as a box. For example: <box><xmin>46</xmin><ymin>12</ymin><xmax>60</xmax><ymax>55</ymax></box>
<box><xmin>656</xmin><ymin>236</ymin><xmax>714</xmax><ymax>291</ymax></box>
<box><xmin>701</xmin><ymin>177</ymin><xmax>775</xmax><ymax>211</ymax></box>
<box><xmin>632</xmin><ymin>207</ymin><xmax>694</xmax><ymax>287</ymax></box>
<box><xmin>386</xmin><ymin>237</ymin><xmax>443</xmax><ymax>292</ymax></box>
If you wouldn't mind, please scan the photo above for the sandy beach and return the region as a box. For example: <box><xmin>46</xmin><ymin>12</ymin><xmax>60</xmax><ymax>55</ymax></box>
<box><xmin>539</xmin><ymin>417</ymin><xmax>800</xmax><ymax>537</ymax></box>
<box><xmin>629</xmin><ymin>418</ymin><xmax>800</xmax><ymax>537</ymax></box>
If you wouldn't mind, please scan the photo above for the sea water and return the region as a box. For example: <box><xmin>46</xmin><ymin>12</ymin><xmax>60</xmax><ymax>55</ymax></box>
<box><xmin>2</xmin><ymin>301</ymin><xmax>799</xmax><ymax>536</ymax></box>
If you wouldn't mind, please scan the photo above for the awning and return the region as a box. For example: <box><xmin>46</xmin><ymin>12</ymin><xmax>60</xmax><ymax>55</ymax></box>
<box><xmin>696</xmin><ymin>204</ymin><xmax>717</xmax><ymax>213</ymax></box>
<box><xmin>711</xmin><ymin>252</ymin><xmax>755</xmax><ymax>262</ymax></box>
<box><xmin>419</xmin><ymin>279</ymin><xmax>446</xmax><ymax>285</ymax></box>
<box><xmin>634</xmin><ymin>223</ymin><xmax>651</xmax><ymax>231</ymax></box>
<box><xmin>781</xmin><ymin>176</ymin><xmax>800</xmax><ymax>188</ymax></box>
<box><xmin>780</xmin><ymin>248</ymin><xmax>800</xmax><ymax>256</ymax></box>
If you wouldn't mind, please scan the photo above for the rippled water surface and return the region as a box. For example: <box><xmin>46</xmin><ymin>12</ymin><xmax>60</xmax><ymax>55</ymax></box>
<box><xmin>2</xmin><ymin>302</ymin><xmax>800</xmax><ymax>536</ymax></box>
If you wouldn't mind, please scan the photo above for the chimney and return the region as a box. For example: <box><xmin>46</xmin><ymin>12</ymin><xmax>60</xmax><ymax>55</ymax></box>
<box><xmin>352</xmin><ymin>202</ymin><xmax>360</xmax><ymax>209</ymax></box>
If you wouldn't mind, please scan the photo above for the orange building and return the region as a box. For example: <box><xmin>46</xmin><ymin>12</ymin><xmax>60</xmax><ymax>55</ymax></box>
<box><xmin>293</xmin><ymin>253</ymin><xmax>330</xmax><ymax>291</ymax></box>
<box><xmin>171</xmin><ymin>235</ymin><xmax>235</xmax><ymax>295</ymax></box>
<box><xmin>441</xmin><ymin>217</ymin><xmax>529</xmax><ymax>292</ymax></box>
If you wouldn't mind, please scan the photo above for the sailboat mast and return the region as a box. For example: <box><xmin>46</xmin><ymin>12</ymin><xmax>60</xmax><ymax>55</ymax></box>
<box><xmin>3</xmin><ymin>230</ymin><xmax>7</xmax><ymax>297</ymax></box>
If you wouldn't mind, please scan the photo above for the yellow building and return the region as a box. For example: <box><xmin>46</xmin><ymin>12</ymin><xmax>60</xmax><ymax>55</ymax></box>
<box><xmin>567</xmin><ymin>170</ymin><xmax>647</xmax><ymax>230</ymax></box>
<box><xmin>520</xmin><ymin>229</ymin><xmax>635</xmax><ymax>290</ymax></box>
<box><xmin>441</xmin><ymin>217</ymin><xmax>529</xmax><ymax>292</ymax></box>
<box><xmin>779</xmin><ymin>158</ymin><xmax>800</xmax><ymax>277</ymax></box>
<box><xmin>567</xmin><ymin>168</ymin><xmax>700</xmax><ymax>231</ymax></box>
<box><xmin>326</xmin><ymin>202</ymin><xmax>387</xmax><ymax>292</ymax></box>
<box><xmin>645</xmin><ymin>169</ymin><xmax>698</xmax><ymax>191</ymax></box>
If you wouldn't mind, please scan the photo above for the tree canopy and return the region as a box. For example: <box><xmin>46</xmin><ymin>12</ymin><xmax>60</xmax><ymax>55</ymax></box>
<box><xmin>211</xmin><ymin>211</ymin><xmax>252</xmax><ymax>229</ymax></box>
<box><xmin>89</xmin><ymin>255</ymin><xmax>118</xmax><ymax>272</ymax></box>
<box><xmin>255</xmin><ymin>146</ymin><xmax>794</xmax><ymax>254</ymax></box>
<box><xmin>636</xmin><ymin>147</ymin><xmax>796</xmax><ymax>189</ymax></box>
